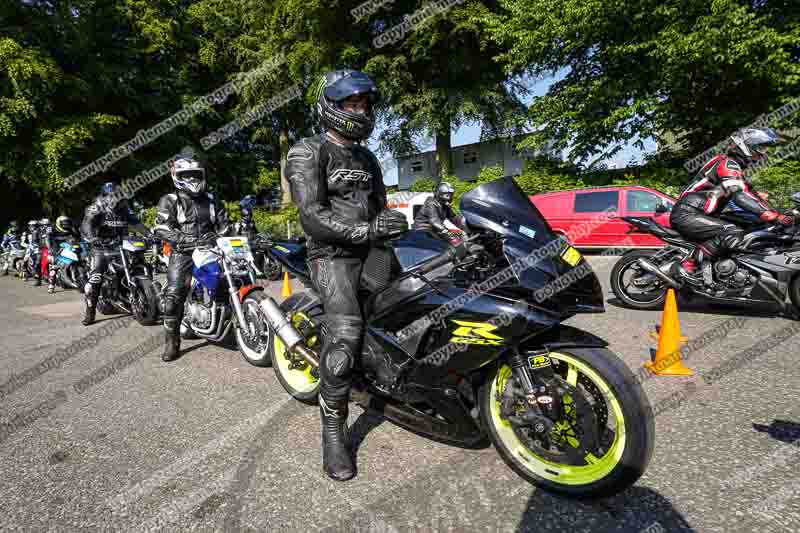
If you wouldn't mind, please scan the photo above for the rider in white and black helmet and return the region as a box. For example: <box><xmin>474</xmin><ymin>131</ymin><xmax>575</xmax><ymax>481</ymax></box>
<box><xmin>153</xmin><ymin>157</ymin><xmax>231</xmax><ymax>362</ymax></box>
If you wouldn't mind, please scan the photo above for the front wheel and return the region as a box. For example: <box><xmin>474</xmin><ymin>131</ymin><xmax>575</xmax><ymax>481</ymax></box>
<box><xmin>235</xmin><ymin>291</ymin><xmax>272</xmax><ymax>367</ymax></box>
<box><xmin>131</xmin><ymin>279</ymin><xmax>159</xmax><ymax>326</ymax></box>
<box><xmin>480</xmin><ymin>347</ymin><xmax>654</xmax><ymax>498</ymax></box>
<box><xmin>610</xmin><ymin>250</ymin><xmax>669</xmax><ymax>310</ymax></box>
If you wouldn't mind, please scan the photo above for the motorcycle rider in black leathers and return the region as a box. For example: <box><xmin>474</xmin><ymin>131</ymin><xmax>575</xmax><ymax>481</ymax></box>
<box><xmin>22</xmin><ymin>220</ymin><xmax>41</xmax><ymax>283</ymax></box>
<box><xmin>46</xmin><ymin>216</ymin><xmax>81</xmax><ymax>293</ymax></box>
<box><xmin>153</xmin><ymin>157</ymin><xmax>231</xmax><ymax>362</ymax></box>
<box><xmin>81</xmin><ymin>182</ymin><xmax>152</xmax><ymax>326</ymax></box>
<box><xmin>286</xmin><ymin>70</ymin><xmax>409</xmax><ymax>481</ymax></box>
<box><xmin>234</xmin><ymin>195</ymin><xmax>259</xmax><ymax>242</ymax></box>
<box><xmin>412</xmin><ymin>181</ymin><xmax>467</xmax><ymax>245</ymax></box>
<box><xmin>1</xmin><ymin>221</ymin><xmax>21</xmax><ymax>275</ymax></box>
<box><xmin>671</xmin><ymin>127</ymin><xmax>793</xmax><ymax>281</ymax></box>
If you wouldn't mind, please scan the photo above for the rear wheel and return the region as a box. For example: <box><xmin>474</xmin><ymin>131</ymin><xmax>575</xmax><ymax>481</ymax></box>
<box><xmin>610</xmin><ymin>250</ymin><xmax>669</xmax><ymax>310</ymax></box>
<box><xmin>480</xmin><ymin>347</ymin><xmax>654</xmax><ymax>498</ymax></box>
<box><xmin>270</xmin><ymin>293</ymin><xmax>323</xmax><ymax>405</ymax></box>
<box><xmin>235</xmin><ymin>291</ymin><xmax>272</xmax><ymax>367</ymax></box>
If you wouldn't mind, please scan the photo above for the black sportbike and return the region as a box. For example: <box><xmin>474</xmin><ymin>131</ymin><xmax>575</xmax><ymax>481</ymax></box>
<box><xmin>610</xmin><ymin>194</ymin><xmax>800</xmax><ymax>315</ymax></box>
<box><xmin>256</xmin><ymin>176</ymin><xmax>654</xmax><ymax>497</ymax></box>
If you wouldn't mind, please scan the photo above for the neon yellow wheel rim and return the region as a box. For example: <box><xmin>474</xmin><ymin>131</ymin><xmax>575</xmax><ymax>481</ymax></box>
<box><xmin>490</xmin><ymin>352</ymin><xmax>626</xmax><ymax>485</ymax></box>
<box><xmin>273</xmin><ymin>314</ymin><xmax>319</xmax><ymax>394</ymax></box>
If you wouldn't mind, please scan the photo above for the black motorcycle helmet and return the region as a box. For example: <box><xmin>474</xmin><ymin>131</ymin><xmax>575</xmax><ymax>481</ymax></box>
<box><xmin>315</xmin><ymin>70</ymin><xmax>379</xmax><ymax>141</ymax></box>
<box><xmin>727</xmin><ymin>127</ymin><xmax>789</xmax><ymax>168</ymax></box>
<box><xmin>239</xmin><ymin>195</ymin><xmax>257</xmax><ymax>223</ymax></box>
<box><xmin>435</xmin><ymin>181</ymin><xmax>456</xmax><ymax>205</ymax></box>
<box><xmin>100</xmin><ymin>182</ymin><xmax>126</xmax><ymax>210</ymax></box>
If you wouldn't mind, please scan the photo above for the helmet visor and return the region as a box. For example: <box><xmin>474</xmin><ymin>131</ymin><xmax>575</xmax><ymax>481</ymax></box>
<box><xmin>324</xmin><ymin>72</ymin><xmax>379</xmax><ymax>103</ymax></box>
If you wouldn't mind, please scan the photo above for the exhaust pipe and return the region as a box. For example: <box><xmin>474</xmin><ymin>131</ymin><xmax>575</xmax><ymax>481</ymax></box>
<box><xmin>258</xmin><ymin>296</ymin><xmax>320</xmax><ymax>368</ymax></box>
<box><xmin>637</xmin><ymin>258</ymin><xmax>682</xmax><ymax>289</ymax></box>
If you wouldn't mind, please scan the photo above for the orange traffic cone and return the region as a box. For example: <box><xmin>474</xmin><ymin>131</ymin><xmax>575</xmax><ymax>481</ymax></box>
<box><xmin>644</xmin><ymin>288</ymin><xmax>694</xmax><ymax>376</ymax></box>
<box><xmin>649</xmin><ymin>324</ymin><xmax>688</xmax><ymax>343</ymax></box>
<box><xmin>282</xmin><ymin>271</ymin><xmax>292</xmax><ymax>298</ymax></box>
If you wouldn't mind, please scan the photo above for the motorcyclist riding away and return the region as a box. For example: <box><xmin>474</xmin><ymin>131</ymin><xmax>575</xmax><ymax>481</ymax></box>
<box><xmin>670</xmin><ymin>127</ymin><xmax>792</xmax><ymax>280</ymax></box>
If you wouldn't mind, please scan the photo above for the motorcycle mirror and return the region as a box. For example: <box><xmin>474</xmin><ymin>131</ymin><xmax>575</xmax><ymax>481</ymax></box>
<box><xmin>792</xmin><ymin>192</ymin><xmax>800</xmax><ymax>206</ymax></box>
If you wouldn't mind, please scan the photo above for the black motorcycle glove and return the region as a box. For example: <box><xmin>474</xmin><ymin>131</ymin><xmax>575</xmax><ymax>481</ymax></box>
<box><xmin>368</xmin><ymin>209</ymin><xmax>408</xmax><ymax>242</ymax></box>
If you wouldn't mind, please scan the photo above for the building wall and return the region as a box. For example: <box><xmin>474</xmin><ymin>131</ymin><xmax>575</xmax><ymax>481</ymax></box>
<box><xmin>397</xmin><ymin>136</ymin><xmax>559</xmax><ymax>190</ymax></box>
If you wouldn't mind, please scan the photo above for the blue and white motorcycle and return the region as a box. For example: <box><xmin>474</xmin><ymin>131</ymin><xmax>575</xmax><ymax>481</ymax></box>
<box><xmin>180</xmin><ymin>236</ymin><xmax>272</xmax><ymax>365</ymax></box>
<box><xmin>52</xmin><ymin>241</ymin><xmax>88</xmax><ymax>291</ymax></box>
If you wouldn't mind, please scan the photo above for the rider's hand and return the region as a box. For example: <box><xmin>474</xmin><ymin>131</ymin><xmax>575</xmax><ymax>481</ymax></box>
<box><xmin>369</xmin><ymin>209</ymin><xmax>408</xmax><ymax>241</ymax></box>
<box><xmin>446</xmin><ymin>231</ymin><xmax>462</xmax><ymax>246</ymax></box>
<box><xmin>450</xmin><ymin>240</ymin><xmax>469</xmax><ymax>262</ymax></box>
<box><xmin>47</xmin><ymin>254</ymin><xmax>54</xmax><ymax>263</ymax></box>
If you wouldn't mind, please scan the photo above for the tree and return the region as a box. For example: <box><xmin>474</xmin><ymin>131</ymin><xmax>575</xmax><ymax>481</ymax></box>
<box><xmin>489</xmin><ymin>0</ymin><xmax>800</xmax><ymax>165</ymax></box>
<box><xmin>361</xmin><ymin>0</ymin><xmax>527</xmax><ymax>179</ymax></box>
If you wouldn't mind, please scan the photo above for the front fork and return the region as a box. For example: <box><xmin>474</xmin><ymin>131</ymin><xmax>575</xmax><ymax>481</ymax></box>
<box><xmin>224</xmin><ymin>263</ymin><xmax>249</xmax><ymax>331</ymax></box>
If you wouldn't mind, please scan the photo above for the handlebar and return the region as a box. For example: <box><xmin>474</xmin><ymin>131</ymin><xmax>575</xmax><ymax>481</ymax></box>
<box><xmin>405</xmin><ymin>247</ymin><xmax>460</xmax><ymax>276</ymax></box>
<box><xmin>405</xmin><ymin>233</ymin><xmax>482</xmax><ymax>276</ymax></box>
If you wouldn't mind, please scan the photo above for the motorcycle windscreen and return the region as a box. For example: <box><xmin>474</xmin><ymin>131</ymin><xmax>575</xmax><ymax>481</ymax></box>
<box><xmin>460</xmin><ymin>176</ymin><xmax>604</xmax><ymax>312</ymax></box>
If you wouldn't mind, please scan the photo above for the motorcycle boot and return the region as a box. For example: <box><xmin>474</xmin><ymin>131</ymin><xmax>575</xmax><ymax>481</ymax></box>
<box><xmin>161</xmin><ymin>296</ymin><xmax>182</xmax><ymax>362</ymax></box>
<box><xmin>319</xmin><ymin>391</ymin><xmax>356</xmax><ymax>481</ymax></box>
<box><xmin>82</xmin><ymin>284</ymin><xmax>97</xmax><ymax>326</ymax></box>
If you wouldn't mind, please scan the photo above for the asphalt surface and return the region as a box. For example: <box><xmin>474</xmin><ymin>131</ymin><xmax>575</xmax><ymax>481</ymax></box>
<box><xmin>1</xmin><ymin>256</ymin><xmax>799</xmax><ymax>533</ymax></box>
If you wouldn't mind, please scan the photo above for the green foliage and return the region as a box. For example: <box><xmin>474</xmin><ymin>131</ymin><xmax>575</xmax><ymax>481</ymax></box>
<box><xmin>750</xmin><ymin>159</ymin><xmax>800</xmax><ymax>210</ymax></box>
<box><xmin>410</xmin><ymin>178</ymin><xmax>438</xmax><ymax>192</ymax></box>
<box><xmin>490</xmin><ymin>0</ymin><xmax>800</xmax><ymax>163</ymax></box>
<box><xmin>141</xmin><ymin>206</ymin><xmax>157</xmax><ymax>228</ymax></box>
<box><xmin>224</xmin><ymin>201</ymin><xmax>241</xmax><ymax>223</ymax></box>
<box><xmin>253</xmin><ymin>205</ymin><xmax>303</xmax><ymax>239</ymax></box>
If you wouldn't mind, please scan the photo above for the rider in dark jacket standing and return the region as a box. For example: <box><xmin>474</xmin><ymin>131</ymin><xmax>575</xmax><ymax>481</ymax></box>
<box><xmin>153</xmin><ymin>157</ymin><xmax>231</xmax><ymax>362</ymax></box>
<box><xmin>670</xmin><ymin>127</ymin><xmax>792</xmax><ymax>279</ymax></box>
<box><xmin>412</xmin><ymin>181</ymin><xmax>467</xmax><ymax>244</ymax></box>
<box><xmin>286</xmin><ymin>70</ymin><xmax>408</xmax><ymax>481</ymax></box>
<box><xmin>81</xmin><ymin>183</ymin><xmax>151</xmax><ymax>325</ymax></box>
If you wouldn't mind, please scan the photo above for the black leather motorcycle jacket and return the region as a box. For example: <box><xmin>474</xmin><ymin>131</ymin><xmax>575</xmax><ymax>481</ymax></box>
<box><xmin>153</xmin><ymin>190</ymin><xmax>231</xmax><ymax>253</ymax></box>
<box><xmin>81</xmin><ymin>197</ymin><xmax>147</xmax><ymax>251</ymax></box>
<box><xmin>412</xmin><ymin>196</ymin><xmax>465</xmax><ymax>237</ymax></box>
<box><xmin>285</xmin><ymin>133</ymin><xmax>386</xmax><ymax>260</ymax></box>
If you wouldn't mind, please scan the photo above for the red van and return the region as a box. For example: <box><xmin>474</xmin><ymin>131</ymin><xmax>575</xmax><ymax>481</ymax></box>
<box><xmin>528</xmin><ymin>186</ymin><xmax>677</xmax><ymax>248</ymax></box>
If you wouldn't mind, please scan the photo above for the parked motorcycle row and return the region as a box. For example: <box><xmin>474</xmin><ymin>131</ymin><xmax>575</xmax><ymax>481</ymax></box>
<box><xmin>11</xmin><ymin>178</ymin><xmax>797</xmax><ymax>500</ymax></box>
<box><xmin>0</xmin><ymin>177</ymin><xmax>659</xmax><ymax>499</ymax></box>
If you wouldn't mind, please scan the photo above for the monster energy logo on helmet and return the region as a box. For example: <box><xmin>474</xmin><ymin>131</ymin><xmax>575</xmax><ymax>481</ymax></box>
<box><xmin>316</xmin><ymin>69</ymin><xmax>379</xmax><ymax>141</ymax></box>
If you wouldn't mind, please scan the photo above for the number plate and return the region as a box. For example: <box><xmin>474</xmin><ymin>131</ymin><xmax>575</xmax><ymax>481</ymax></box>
<box><xmin>560</xmin><ymin>245</ymin><xmax>582</xmax><ymax>266</ymax></box>
<box><xmin>230</xmin><ymin>240</ymin><xmax>243</xmax><ymax>247</ymax></box>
